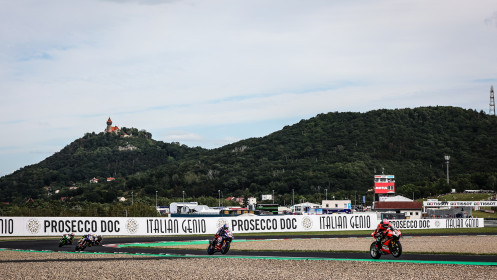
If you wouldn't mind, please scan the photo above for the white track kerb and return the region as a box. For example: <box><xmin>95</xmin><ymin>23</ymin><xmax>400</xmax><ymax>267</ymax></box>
<box><xmin>0</xmin><ymin>215</ymin><xmax>483</xmax><ymax>236</ymax></box>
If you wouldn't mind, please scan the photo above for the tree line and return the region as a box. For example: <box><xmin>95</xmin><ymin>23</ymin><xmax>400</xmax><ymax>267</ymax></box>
<box><xmin>1</xmin><ymin>106</ymin><xmax>497</xmax><ymax>214</ymax></box>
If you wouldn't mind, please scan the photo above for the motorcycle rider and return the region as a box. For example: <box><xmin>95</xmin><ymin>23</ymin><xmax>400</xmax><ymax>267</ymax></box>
<box><xmin>215</xmin><ymin>224</ymin><xmax>231</xmax><ymax>250</ymax></box>
<box><xmin>61</xmin><ymin>233</ymin><xmax>75</xmax><ymax>244</ymax></box>
<box><xmin>373</xmin><ymin>219</ymin><xmax>396</xmax><ymax>247</ymax></box>
<box><xmin>94</xmin><ymin>235</ymin><xmax>103</xmax><ymax>246</ymax></box>
<box><xmin>88</xmin><ymin>234</ymin><xmax>97</xmax><ymax>246</ymax></box>
<box><xmin>79</xmin><ymin>234</ymin><xmax>94</xmax><ymax>247</ymax></box>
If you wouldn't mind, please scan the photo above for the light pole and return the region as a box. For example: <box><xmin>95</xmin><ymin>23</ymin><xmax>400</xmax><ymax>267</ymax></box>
<box><xmin>155</xmin><ymin>190</ymin><xmax>158</xmax><ymax>208</ymax></box>
<box><xmin>131</xmin><ymin>191</ymin><xmax>134</xmax><ymax>206</ymax></box>
<box><xmin>292</xmin><ymin>189</ymin><xmax>294</xmax><ymax>206</ymax></box>
<box><xmin>182</xmin><ymin>191</ymin><xmax>185</xmax><ymax>204</ymax></box>
<box><xmin>325</xmin><ymin>188</ymin><xmax>328</xmax><ymax>200</ymax></box>
<box><xmin>445</xmin><ymin>155</ymin><xmax>450</xmax><ymax>185</ymax></box>
<box><xmin>218</xmin><ymin>190</ymin><xmax>220</xmax><ymax>208</ymax></box>
<box><xmin>272</xmin><ymin>190</ymin><xmax>274</xmax><ymax>204</ymax></box>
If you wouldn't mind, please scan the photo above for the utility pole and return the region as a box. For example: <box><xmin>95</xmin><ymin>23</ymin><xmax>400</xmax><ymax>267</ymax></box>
<box><xmin>445</xmin><ymin>155</ymin><xmax>450</xmax><ymax>184</ymax></box>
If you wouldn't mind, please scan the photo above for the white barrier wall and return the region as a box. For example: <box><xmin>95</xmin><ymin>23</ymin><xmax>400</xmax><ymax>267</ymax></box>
<box><xmin>388</xmin><ymin>218</ymin><xmax>483</xmax><ymax>230</ymax></box>
<box><xmin>0</xmin><ymin>215</ymin><xmax>483</xmax><ymax>236</ymax></box>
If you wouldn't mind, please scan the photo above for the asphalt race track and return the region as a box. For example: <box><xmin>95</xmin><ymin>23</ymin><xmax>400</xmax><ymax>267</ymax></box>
<box><xmin>2</xmin><ymin>234</ymin><xmax>497</xmax><ymax>264</ymax></box>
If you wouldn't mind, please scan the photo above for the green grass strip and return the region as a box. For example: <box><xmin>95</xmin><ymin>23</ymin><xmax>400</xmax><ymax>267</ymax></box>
<box><xmin>118</xmin><ymin>239</ymin><xmax>263</xmax><ymax>247</ymax></box>
<box><xmin>1</xmin><ymin>248</ymin><xmax>496</xmax><ymax>266</ymax></box>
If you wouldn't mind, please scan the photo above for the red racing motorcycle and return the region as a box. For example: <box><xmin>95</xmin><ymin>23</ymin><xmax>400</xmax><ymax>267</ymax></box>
<box><xmin>370</xmin><ymin>228</ymin><xmax>402</xmax><ymax>259</ymax></box>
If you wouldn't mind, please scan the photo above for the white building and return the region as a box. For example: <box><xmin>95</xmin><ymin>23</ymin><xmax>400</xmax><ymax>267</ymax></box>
<box><xmin>261</xmin><ymin>194</ymin><xmax>273</xmax><ymax>201</ymax></box>
<box><xmin>170</xmin><ymin>202</ymin><xmax>199</xmax><ymax>214</ymax></box>
<box><xmin>381</xmin><ymin>195</ymin><xmax>413</xmax><ymax>202</ymax></box>
<box><xmin>292</xmin><ymin>202</ymin><xmax>321</xmax><ymax>214</ymax></box>
<box><xmin>247</xmin><ymin>197</ymin><xmax>257</xmax><ymax>205</ymax></box>
<box><xmin>169</xmin><ymin>202</ymin><xmax>220</xmax><ymax>215</ymax></box>
<box><xmin>321</xmin><ymin>200</ymin><xmax>351</xmax><ymax>210</ymax></box>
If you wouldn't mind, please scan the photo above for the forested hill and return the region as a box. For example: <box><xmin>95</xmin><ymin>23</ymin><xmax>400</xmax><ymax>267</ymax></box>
<box><xmin>1</xmin><ymin>106</ymin><xmax>497</xmax><ymax>204</ymax></box>
<box><xmin>0</xmin><ymin>127</ymin><xmax>204</xmax><ymax>202</ymax></box>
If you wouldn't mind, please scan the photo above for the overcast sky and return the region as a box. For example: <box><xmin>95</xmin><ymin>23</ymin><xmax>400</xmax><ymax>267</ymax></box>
<box><xmin>1</xmin><ymin>0</ymin><xmax>496</xmax><ymax>177</ymax></box>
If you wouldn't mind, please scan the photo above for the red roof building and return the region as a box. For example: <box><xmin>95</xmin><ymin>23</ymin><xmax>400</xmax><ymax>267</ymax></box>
<box><xmin>105</xmin><ymin>117</ymin><xmax>120</xmax><ymax>134</ymax></box>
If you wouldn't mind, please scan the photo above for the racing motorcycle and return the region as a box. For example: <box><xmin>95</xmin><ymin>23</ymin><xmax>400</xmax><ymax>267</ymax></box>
<box><xmin>207</xmin><ymin>230</ymin><xmax>233</xmax><ymax>255</ymax></box>
<box><xmin>58</xmin><ymin>235</ymin><xmax>73</xmax><ymax>247</ymax></box>
<box><xmin>370</xmin><ymin>228</ymin><xmax>402</xmax><ymax>259</ymax></box>
<box><xmin>75</xmin><ymin>236</ymin><xmax>90</xmax><ymax>251</ymax></box>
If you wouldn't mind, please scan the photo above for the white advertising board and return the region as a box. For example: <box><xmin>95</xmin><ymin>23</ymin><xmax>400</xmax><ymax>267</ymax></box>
<box><xmin>423</xmin><ymin>201</ymin><xmax>497</xmax><ymax>207</ymax></box>
<box><xmin>0</xmin><ymin>215</ymin><xmax>483</xmax><ymax>236</ymax></box>
<box><xmin>0</xmin><ymin>214</ymin><xmax>376</xmax><ymax>236</ymax></box>
<box><xmin>388</xmin><ymin>218</ymin><xmax>483</xmax><ymax>229</ymax></box>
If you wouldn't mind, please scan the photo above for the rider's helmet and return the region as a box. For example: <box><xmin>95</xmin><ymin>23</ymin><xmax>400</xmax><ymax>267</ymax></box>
<box><xmin>222</xmin><ymin>224</ymin><xmax>229</xmax><ymax>230</ymax></box>
<box><xmin>380</xmin><ymin>218</ymin><xmax>390</xmax><ymax>229</ymax></box>
<box><xmin>70</xmin><ymin>233</ymin><xmax>75</xmax><ymax>237</ymax></box>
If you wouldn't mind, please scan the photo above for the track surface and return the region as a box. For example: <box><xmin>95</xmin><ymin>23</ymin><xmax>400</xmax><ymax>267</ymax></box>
<box><xmin>1</xmin><ymin>234</ymin><xmax>497</xmax><ymax>263</ymax></box>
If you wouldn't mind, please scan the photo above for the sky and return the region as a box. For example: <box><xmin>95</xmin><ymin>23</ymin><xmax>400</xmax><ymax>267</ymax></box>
<box><xmin>1</xmin><ymin>0</ymin><xmax>497</xmax><ymax>177</ymax></box>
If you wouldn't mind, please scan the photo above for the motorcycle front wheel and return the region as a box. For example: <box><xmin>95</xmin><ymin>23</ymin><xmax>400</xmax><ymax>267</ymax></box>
<box><xmin>207</xmin><ymin>240</ymin><xmax>215</xmax><ymax>255</ymax></box>
<box><xmin>370</xmin><ymin>242</ymin><xmax>381</xmax><ymax>259</ymax></box>
<box><xmin>389</xmin><ymin>241</ymin><xmax>402</xmax><ymax>258</ymax></box>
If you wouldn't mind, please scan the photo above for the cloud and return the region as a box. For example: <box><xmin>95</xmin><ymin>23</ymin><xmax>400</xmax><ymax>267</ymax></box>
<box><xmin>484</xmin><ymin>11</ymin><xmax>497</xmax><ymax>27</ymax></box>
<box><xmin>163</xmin><ymin>131</ymin><xmax>204</xmax><ymax>142</ymax></box>
<box><xmin>1</xmin><ymin>0</ymin><xmax>497</xmax><ymax>176</ymax></box>
<box><xmin>101</xmin><ymin>0</ymin><xmax>179</xmax><ymax>5</ymax></box>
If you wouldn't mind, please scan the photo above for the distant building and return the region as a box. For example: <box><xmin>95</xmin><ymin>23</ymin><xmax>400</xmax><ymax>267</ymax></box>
<box><xmin>226</xmin><ymin>196</ymin><xmax>244</xmax><ymax>205</ymax></box>
<box><xmin>170</xmin><ymin>202</ymin><xmax>199</xmax><ymax>214</ymax></box>
<box><xmin>321</xmin><ymin>200</ymin><xmax>351</xmax><ymax>210</ymax></box>
<box><xmin>156</xmin><ymin>206</ymin><xmax>170</xmax><ymax>215</ymax></box>
<box><xmin>292</xmin><ymin>202</ymin><xmax>321</xmax><ymax>214</ymax></box>
<box><xmin>90</xmin><ymin>177</ymin><xmax>99</xmax><ymax>184</ymax></box>
<box><xmin>247</xmin><ymin>197</ymin><xmax>257</xmax><ymax>205</ymax></box>
<box><xmin>380</xmin><ymin>195</ymin><xmax>413</xmax><ymax>202</ymax></box>
<box><xmin>374</xmin><ymin>174</ymin><xmax>395</xmax><ymax>201</ymax></box>
<box><xmin>106</xmin><ymin>177</ymin><xmax>115</xmax><ymax>182</ymax></box>
<box><xmin>261</xmin><ymin>194</ymin><xmax>273</xmax><ymax>201</ymax></box>
<box><xmin>372</xmin><ymin>201</ymin><xmax>423</xmax><ymax>219</ymax></box>
<box><xmin>105</xmin><ymin>117</ymin><xmax>120</xmax><ymax>134</ymax></box>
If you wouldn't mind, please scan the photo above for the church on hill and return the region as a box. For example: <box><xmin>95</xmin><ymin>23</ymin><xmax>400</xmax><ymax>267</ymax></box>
<box><xmin>104</xmin><ymin>117</ymin><xmax>120</xmax><ymax>134</ymax></box>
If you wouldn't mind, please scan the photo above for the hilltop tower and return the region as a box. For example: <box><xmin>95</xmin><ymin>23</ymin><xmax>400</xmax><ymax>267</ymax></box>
<box><xmin>490</xmin><ymin>85</ymin><xmax>495</xmax><ymax>116</ymax></box>
<box><xmin>105</xmin><ymin>117</ymin><xmax>120</xmax><ymax>134</ymax></box>
<box><xmin>106</xmin><ymin>117</ymin><xmax>112</xmax><ymax>132</ymax></box>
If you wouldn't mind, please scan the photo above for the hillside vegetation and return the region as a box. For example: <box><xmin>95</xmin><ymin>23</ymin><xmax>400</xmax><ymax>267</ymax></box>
<box><xmin>1</xmin><ymin>106</ymin><xmax>497</xmax><ymax>215</ymax></box>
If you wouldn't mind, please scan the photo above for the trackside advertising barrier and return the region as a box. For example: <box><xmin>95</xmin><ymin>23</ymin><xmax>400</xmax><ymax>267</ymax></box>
<box><xmin>388</xmin><ymin>218</ymin><xmax>483</xmax><ymax>230</ymax></box>
<box><xmin>0</xmin><ymin>215</ymin><xmax>483</xmax><ymax>236</ymax></box>
<box><xmin>423</xmin><ymin>201</ymin><xmax>497</xmax><ymax>207</ymax></box>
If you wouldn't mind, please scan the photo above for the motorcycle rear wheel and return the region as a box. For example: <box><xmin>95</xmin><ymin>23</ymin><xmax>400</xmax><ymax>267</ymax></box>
<box><xmin>370</xmin><ymin>242</ymin><xmax>381</xmax><ymax>259</ymax></box>
<box><xmin>389</xmin><ymin>241</ymin><xmax>402</xmax><ymax>258</ymax></box>
<box><xmin>221</xmin><ymin>241</ymin><xmax>230</xmax><ymax>254</ymax></box>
